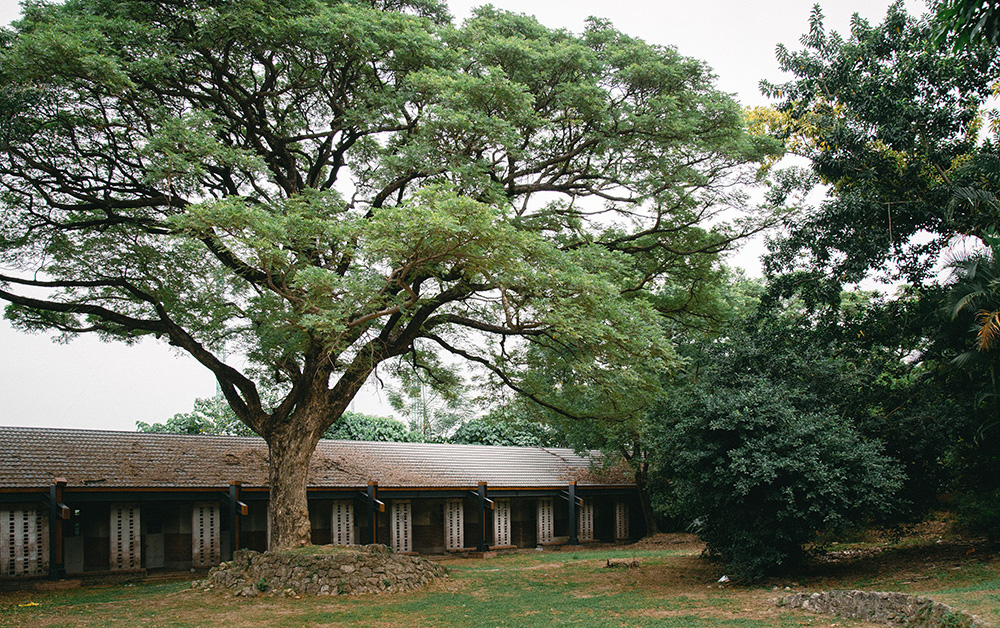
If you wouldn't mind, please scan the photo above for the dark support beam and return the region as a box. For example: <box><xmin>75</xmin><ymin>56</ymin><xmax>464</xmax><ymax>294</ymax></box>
<box><xmin>46</xmin><ymin>490</ymin><xmax>229</xmax><ymax>503</ymax></box>
<box><xmin>477</xmin><ymin>482</ymin><xmax>489</xmax><ymax>552</ymax></box>
<box><xmin>568</xmin><ymin>482</ymin><xmax>579</xmax><ymax>546</ymax></box>
<box><xmin>48</xmin><ymin>478</ymin><xmax>68</xmax><ymax>580</ymax></box>
<box><xmin>367</xmin><ymin>482</ymin><xmax>378</xmax><ymax>545</ymax></box>
<box><xmin>227</xmin><ymin>481</ymin><xmax>243</xmax><ymax>561</ymax></box>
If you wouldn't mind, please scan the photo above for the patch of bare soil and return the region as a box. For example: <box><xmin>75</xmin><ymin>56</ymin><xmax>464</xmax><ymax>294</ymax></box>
<box><xmin>799</xmin><ymin>527</ymin><xmax>995</xmax><ymax>592</ymax></box>
<box><xmin>559</xmin><ymin>551</ymin><xmax>886</xmax><ymax>626</ymax></box>
<box><xmin>540</xmin><ymin>522</ymin><xmax>998</xmax><ymax>626</ymax></box>
<box><xmin>627</xmin><ymin>532</ymin><xmax>704</xmax><ymax>553</ymax></box>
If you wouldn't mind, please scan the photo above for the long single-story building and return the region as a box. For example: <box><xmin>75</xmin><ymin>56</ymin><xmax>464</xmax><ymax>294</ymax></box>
<box><xmin>0</xmin><ymin>426</ymin><xmax>643</xmax><ymax>581</ymax></box>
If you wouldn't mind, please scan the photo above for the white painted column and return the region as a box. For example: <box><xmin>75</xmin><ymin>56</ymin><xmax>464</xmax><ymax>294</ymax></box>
<box><xmin>536</xmin><ymin>498</ymin><xmax>554</xmax><ymax>544</ymax></box>
<box><xmin>331</xmin><ymin>500</ymin><xmax>354</xmax><ymax>546</ymax></box>
<box><xmin>192</xmin><ymin>503</ymin><xmax>221</xmax><ymax>568</ymax></box>
<box><xmin>390</xmin><ymin>500</ymin><xmax>412</xmax><ymax>553</ymax></box>
<box><xmin>444</xmin><ymin>499</ymin><xmax>464</xmax><ymax>550</ymax></box>
<box><xmin>1</xmin><ymin>508</ymin><xmax>48</xmax><ymax>578</ymax></box>
<box><xmin>578</xmin><ymin>501</ymin><xmax>594</xmax><ymax>542</ymax></box>
<box><xmin>110</xmin><ymin>504</ymin><xmax>141</xmax><ymax>571</ymax></box>
<box><xmin>492</xmin><ymin>498</ymin><xmax>511</xmax><ymax>547</ymax></box>
<box><xmin>615</xmin><ymin>501</ymin><xmax>629</xmax><ymax>541</ymax></box>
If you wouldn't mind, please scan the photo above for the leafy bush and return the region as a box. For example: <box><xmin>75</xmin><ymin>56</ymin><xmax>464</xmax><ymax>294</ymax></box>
<box><xmin>137</xmin><ymin>395</ymin><xmax>255</xmax><ymax>436</ymax></box>
<box><xmin>322</xmin><ymin>411</ymin><xmax>409</xmax><ymax>442</ymax></box>
<box><xmin>652</xmin><ymin>379</ymin><xmax>904</xmax><ymax>580</ymax></box>
<box><xmin>139</xmin><ymin>401</ymin><xmax>410</xmax><ymax>443</ymax></box>
<box><xmin>450</xmin><ymin>410</ymin><xmax>561</xmax><ymax>447</ymax></box>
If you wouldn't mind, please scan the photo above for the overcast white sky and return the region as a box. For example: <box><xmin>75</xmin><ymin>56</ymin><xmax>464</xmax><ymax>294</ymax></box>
<box><xmin>0</xmin><ymin>0</ymin><xmax>927</xmax><ymax>431</ymax></box>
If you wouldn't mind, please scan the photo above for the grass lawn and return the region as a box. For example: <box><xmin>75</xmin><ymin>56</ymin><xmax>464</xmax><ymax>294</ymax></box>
<box><xmin>2</xmin><ymin>530</ymin><xmax>998</xmax><ymax>628</ymax></box>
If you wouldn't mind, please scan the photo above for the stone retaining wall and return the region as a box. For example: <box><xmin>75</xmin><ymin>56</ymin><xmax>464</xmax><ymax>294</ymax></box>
<box><xmin>775</xmin><ymin>590</ymin><xmax>990</xmax><ymax>628</ymax></box>
<box><xmin>198</xmin><ymin>545</ymin><xmax>447</xmax><ymax>597</ymax></box>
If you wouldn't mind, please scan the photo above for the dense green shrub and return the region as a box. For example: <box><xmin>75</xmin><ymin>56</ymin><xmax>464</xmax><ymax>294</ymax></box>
<box><xmin>322</xmin><ymin>412</ymin><xmax>410</xmax><ymax>442</ymax></box>
<box><xmin>450</xmin><ymin>410</ymin><xmax>561</xmax><ymax>447</ymax></box>
<box><xmin>652</xmin><ymin>379</ymin><xmax>903</xmax><ymax>579</ymax></box>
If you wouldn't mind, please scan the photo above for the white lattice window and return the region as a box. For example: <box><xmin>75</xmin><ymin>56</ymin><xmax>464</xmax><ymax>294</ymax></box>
<box><xmin>331</xmin><ymin>501</ymin><xmax>354</xmax><ymax>546</ymax></box>
<box><xmin>615</xmin><ymin>501</ymin><xmax>629</xmax><ymax>540</ymax></box>
<box><xmin>191</xmin><ymin>503</ymin><xmax>220</xmax><ymax>568</ymax></box>
<box><xmin>110</xmin><ymin>504</ymin><xmax>141</xmax><ymax>571</ymax></box>
<box><xmin>536</xmin><ymin>498</ymin><xmax>554</xmax><ymax>544</ymax></box>
<box><xmin>390</xmin><ymin>500</ymin><xmax>412</xmax><ymax>553</ymax></box>
<box><xmin>577</xmin><ymin>501</ymin><xmax>594</xmax><ymax>542</ymax></box>
<box><xmin>492</xmin><ymin>498</ymin><xmax>511</xmax><ymax>547</ymax></box>
<box><xmin>444</xmin><ymin>499</ymin><xmax>464</xmax><ymax>550</ymax></box>
<box><xmin>1</xmin><ymin>508</ymin><xmax>48</xmax><ymax>578</ymax></box>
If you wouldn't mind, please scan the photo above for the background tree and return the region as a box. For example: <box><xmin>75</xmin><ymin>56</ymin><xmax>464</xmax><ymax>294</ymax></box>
<box><xmin>515</xmin><ymin>267</ymin><xmax>763</xmax><ymax>535</ymax></box>
<box><xmin>138</xmin><ymin>395</ymin><xmax>409</xmax><ymax>441</ymax></box>
<box><xmin>0</xmin><ymin>0</ymin><xmax>774</xmax><ymax>547</ymax></box>
<box><xmin>449</xmin><ymin>405</ymin><xmax>562</xmax><ymax>447</ymax></box>
<box><xmin>321</xmin><ymin>411</ymin><xmax>410</xmax><ymax>442</ymax></box>
<box><xmin>927</xmin><ymin>229</ymin><xmax>1000</xmax><ymax>536</ymax></box>
<box><xmin>136</xmin><ymin>394</ymin><xmax>255</xmax><ymax>436</ymax></box>
<box><xmin>386</xmin><ymin>362</ymin><xmax>469</xmax><ymax>441</ymax></box>
<box><xmin>754</xmin><ymin>2</ymin><xmax>1000</xmax><ymax>541</ymax></box>
<box><xmin>943</xmin><ymin>229</ymin><xmax>1000</xmax><ymax>370</ymax></box>
<box><xmin>757</xmin><ymin>3</ymin><xmax>999</xmax><ymax>288</ymax></box>
<box><xmin>935</xmin><ymin>0</ymin><xmax>1000</xmax><ymax>49</ymax></box>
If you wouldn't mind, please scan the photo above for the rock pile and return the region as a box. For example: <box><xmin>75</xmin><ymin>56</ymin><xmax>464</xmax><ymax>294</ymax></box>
<box><xmin>775</xmin><ymin>590</ymin><xmax>990</xmax><ymax>628</ymax></box>
<box><xmin>197</xmin><ymin>545</ymin><xmax>447</xmax><ymax>597</ymax></box>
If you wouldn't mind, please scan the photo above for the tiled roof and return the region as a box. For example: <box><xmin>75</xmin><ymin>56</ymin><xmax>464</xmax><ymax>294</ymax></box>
<box><xmin>0</xmin><ymin>426</ymin><xmax>631</xmax><ymax>490</ymax></box>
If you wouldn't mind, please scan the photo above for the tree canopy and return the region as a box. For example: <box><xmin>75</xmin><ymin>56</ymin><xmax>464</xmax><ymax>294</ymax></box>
<box><xmin>755</xmin><ymin>2</ymin><xmax>999</xmax><ymax>290</ymax></box>
<box><xmin>730</xmin><ymin>1</ymin><xmax>1000</xmax><ymax>562</ymax></box>
<box><xmin>138</xmin><ymin>397</ymin><xmax>410</xmax><ymax>442</ymax></box>
<box><xmin>0</xmin><ymin>0</ymin><xmax>773</xmax><ymax>548</ymax></box>
<box><xmin>935</xmin><ymin>0</ymin><xmax>1000</xmax><ymax>49</ymax></box>
<box><xmin>136</xmin><ymin>394</ymin><xmax>255</xmax><ymax>436</ymax></box>
<box><xmin>450</xmin><ymin>406</ymin><xmax>562</xmax><ymax>447</ymax></box>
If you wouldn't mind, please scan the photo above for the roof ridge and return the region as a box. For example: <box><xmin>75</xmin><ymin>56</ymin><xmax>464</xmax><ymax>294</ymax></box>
<box><xmin>1</xmin><ymin>426</ymin><xmax>567</xmax><ymax>453</ymax></box>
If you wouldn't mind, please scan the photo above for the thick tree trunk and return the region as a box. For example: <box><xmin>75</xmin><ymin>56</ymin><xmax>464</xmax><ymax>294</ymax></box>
<box><xmin>261</xmin><ymin>352</ymin><xmax>376</xmax><ymax>551</ymax></box>
<box><xmin>266</xmin><ymin>426</ymin><xmax>322</xmax><ymax>550</ymax></box>
<box><xmin>636</xmin><ymin>468</ymin><xmax>660</xmax><ymax>536</ymax></box>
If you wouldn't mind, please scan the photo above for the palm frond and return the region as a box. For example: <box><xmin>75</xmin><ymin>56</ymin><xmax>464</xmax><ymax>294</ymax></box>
<box><xmin>952</xmin><ymin>289</ymin><xmax>986</xmax><ymax>319</ymax></box>
<box><xmin>972</xmin><ymin>153</ymin><xmax>1000</xmax><ymax>187</ymax></box>
<box><xmin>949</xmin><ymin>186</ymin><xmax>1000</xmax><ymax>212</ymax></box>
<box><xmin>975</xmin><ymin>309</ymin><xmax>1000</xmax><ymax>351</ymax></box>
<box><xmin>952</xmin><ymin>348</ymin><xmax>979</xmax><ymax>369</ymax></box>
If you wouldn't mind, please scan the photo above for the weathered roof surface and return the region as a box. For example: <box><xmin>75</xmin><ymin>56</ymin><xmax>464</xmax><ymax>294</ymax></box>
<box><xmin>0</xmin><ymin>426</ymin><xmax>631</xmax><ymax>490</ymax></box>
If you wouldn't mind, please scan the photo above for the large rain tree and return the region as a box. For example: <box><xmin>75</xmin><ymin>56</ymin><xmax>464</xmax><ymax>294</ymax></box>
<box><xmin>0</xmin><ymin>0</ymin><xmax>773</xmax><ymax>548</ymax></box>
